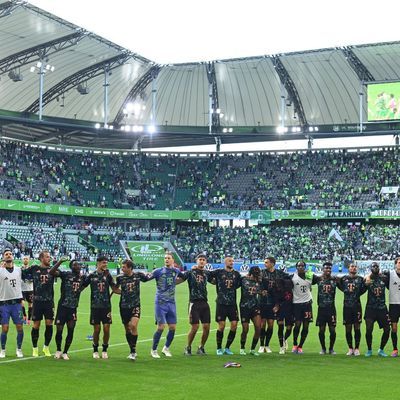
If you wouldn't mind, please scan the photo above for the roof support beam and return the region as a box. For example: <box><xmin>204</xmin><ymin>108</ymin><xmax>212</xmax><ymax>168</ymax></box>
<box><xmin>341</xmin><ymin>46</ymin><xmax>375</xmax><ymax>82</ymax></box>
<box><xmin>272</xmin><ymin>56</ymin><xmax>308</xmax><ymax>127</ymax></box>
<box><xmin>33</xmin><ymin>128</ymin><xmax>82</xmax><ymax>143</ymax></box>
<box><xmin>25</xmin><ymin>53</ymin><xmax>132</xmax><ymax>113</ymax></box>
<box><xmin>0</xmin><ymin>32</ymin><xmax>86</xmax><ymax>75</ymax></box>
<box><xmin>271</xmin><ymin>56</ymin><xmax>308</xmax><ymax>127</ymax></box>
<box><xmin>0</xmin><ymin>1</ymin><xmax>20</xmax><ymax>18</ymax></box>
<box><xmin>113</xmin><ymin>65</ymin><xmax>161</xmax><ymax>125</ymax></box>
<box><xmin>206</xmin><ymin>62</ymin><xmax>220</xmax><ymax>133</ymax></box>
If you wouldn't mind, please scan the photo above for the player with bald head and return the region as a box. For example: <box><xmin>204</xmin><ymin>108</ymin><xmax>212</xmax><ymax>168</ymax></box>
<box><xmin>209</xmin><ymin>255</ymin><xmax>241</xmax><ymax>355</ymax></box>
<box><xmin>21</xmin><ymin>255</ymin><xmax>33</xmax><ymax>325</ymax></box>
<box><xmin>364</xmin><ymin>262</ymin><xmax>390</xmax><ymax>357</ymax></box>
<box><xmin>337</xmin><ymin>262</ymin><xmax>366</xmax><ymax>356</ymax></box>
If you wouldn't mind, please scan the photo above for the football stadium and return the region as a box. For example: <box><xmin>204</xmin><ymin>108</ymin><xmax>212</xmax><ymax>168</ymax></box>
<box><xmin>1</xmin><ymin>1</ymin><xmax>400</xmax><ymax>399</ymax></box>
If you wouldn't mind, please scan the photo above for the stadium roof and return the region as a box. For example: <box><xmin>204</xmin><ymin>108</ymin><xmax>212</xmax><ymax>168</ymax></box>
<box><xmin>1</xmin><ymin>0</ymin><xmax>400</xmax><ymax>150</ymax></box>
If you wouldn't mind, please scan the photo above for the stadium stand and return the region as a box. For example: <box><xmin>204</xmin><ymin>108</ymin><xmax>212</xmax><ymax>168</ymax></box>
<box><xmin>173</xmin><ymin>222</ymin><xmax>400</xmax><ymax>263</ymax></box>
<box><xmin>1</xmin><ymin>140</ymin><xmax>400</xmax><ymax>211</ymax></box>
<box><xmin>1</xmin><ymin>216</ymin><xmax>399</xmax><ymax>264</ymax></box>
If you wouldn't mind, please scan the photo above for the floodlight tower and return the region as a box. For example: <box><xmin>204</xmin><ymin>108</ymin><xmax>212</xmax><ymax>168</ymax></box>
<box><xmin>103</xmin><ymin>66</ymin><xmax>110</xmax><ymax>126</ymax></box>
<box><xmin>151</xmin><ymin>68</ymin><xmax>158</xmax><ymax>129</ymax></box>
<box><xmin>30</xmin><ymin>57</ymin><xmax>55</xmax><ymax>121</ymax></box>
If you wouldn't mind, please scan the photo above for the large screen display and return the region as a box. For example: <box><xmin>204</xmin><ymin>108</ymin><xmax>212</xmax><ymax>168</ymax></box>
<box><xmin>367</xmin><ymin>82</ymin><xmax>400</xmax><ymax>121</ymax></box>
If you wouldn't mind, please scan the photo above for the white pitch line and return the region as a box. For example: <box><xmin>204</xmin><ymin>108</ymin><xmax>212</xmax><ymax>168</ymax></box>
<box><xmin>0</xmin><ymin>329</ymin><xmax>216</xmax><ymax>364</ymax></box>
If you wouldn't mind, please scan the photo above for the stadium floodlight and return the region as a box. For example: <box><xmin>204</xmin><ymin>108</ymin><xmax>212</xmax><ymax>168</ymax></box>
<box><xmin>120</xmin><ymin>125</ymin><xmax>125</xmax><ymax>131</ymax></box>
<box><xmin>126</xmin><ymin>102</ymin><xmax>135</xmax><ymax>112</ymax></box>
<box><xmin>132</xmin><ymin>125</ymin><xmax>144</xmax><ymax>133</ymax></box>
<box><xmin>30</xmin><ymin>60</ymin><xmax>55</xmax><ymax>121</ymax></box>
<box><xmin>314</xmin><ymin>126</ymin><xmax>319</xmax><ymax>132</ymax></box>
<box><xmin>108</xmin><ymin>125</ymin><xmax>114</xmax><ymax>130</ymax></box>
<box><xmin>94</xmin><ymin>123</ymin><xmax>101</xmax><ymax>129</ymax></box>
<box><xmin>309</xmin><ymin>127</ymin><xmax>314</xmax><ymax>132</ymax></box>
<box><xmin>125</xmin><ymin>102</ymin><xmax>144</xmax><ymax>116</ymax></box>
<box><xmin>228</xmin><ymin>128</ymin><xmax>233</xmax><ymax>133</ymax></box>
<box><xmin>222</xmin><ymin>128</ymin><xmax>228</xmax><ymax>133</ymax></box>
<box><xmin>147</xmin><ymin>125</ymin><xmax>156</xmax><ymax>134</ymax></box>
<box><xmin>277</xmin><ymin>126</ymin><xmax>288</xmax><ymax>134</ymax></box>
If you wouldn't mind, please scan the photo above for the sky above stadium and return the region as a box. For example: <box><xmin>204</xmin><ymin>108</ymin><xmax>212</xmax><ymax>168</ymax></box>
<box><xmin>28</xmin><ymin>0</ymin><xmax>399</xmax><ymax>64</ymax></box>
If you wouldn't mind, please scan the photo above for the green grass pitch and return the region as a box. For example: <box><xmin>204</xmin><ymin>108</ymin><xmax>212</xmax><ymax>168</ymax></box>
<box><xmin>0</xmin><ymin>281</ymin><xmax>398</xmax><ymax>400</ymax></box>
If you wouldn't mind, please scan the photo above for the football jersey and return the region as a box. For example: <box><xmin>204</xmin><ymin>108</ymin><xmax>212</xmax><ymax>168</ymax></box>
<box><xmin>292</xmin><ymin>273</ymin><xmax>312</xmax><ymax>304</ymax></box>
<box><xmin>366</xmin><ymin>275</ymin><xmax>388</xmax><ymax>310</ymax></box>
<box><xmin>389</xmin><ymin>270</ymin><xmax>400</xmax><ymax>305</ymax></box>
<box><xmin>209</xmin><ymin>268</ymin><xmax>241</xmax><ymax>306</ymax></box>
<box><xmin>240</xmin><ymin>276</ymin><xmax>261</xmax><ymax>309</ymax></box>
<box><xmin>316</xmin><ymin>277</ymin><xmax>337</xmax><ymax>308</ymax></box>
<box><xmin>21</xmin><ymin>266</ymin><xmax>33</xmax><ymax>292</ymax></box>
<box><xmin>338</xmin><ymin>275</ymin><xmax>366</xmax><ymax>307</ymax></box>
<box><xmin>260</xmin><ymin>269</ymin><xmax>289</xmax><ymax>305</ymax></box>
<box><xmin>82</xmin><ymin>270</ymin><xmax>115</xmax><ymax>308</ymax></box>
<box><xmin>24</xmin><ymin>265</ymin><xmax>54</xmax><ymax>302</ymax></box>
<box><xmin>0</xmin><ymin>267</ymin><xmax>22</xmax><ymax>301</ymax></box>
<box><xmin>150</xmin><ymin>267</ymin><xmax>183</xmax><ymax>304</ymax></box>
<box><xmin>181</xmin><ymin>269</ymin><xmax>210</xmax><ymax>302</ymax></box>
<box><xmin>116</xmin><ymin>272</ymin><xmax>149</xmax><ymax>308</ymax></box>
<box><xmin>58</xmin><ymin>271</ymin><xmax>83</xmax><ymax>308</ymax></box>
